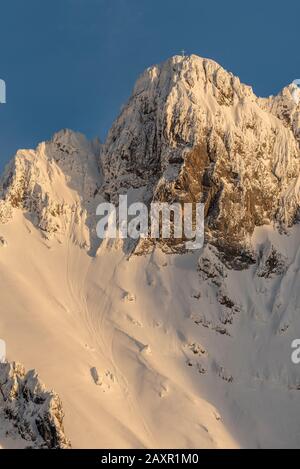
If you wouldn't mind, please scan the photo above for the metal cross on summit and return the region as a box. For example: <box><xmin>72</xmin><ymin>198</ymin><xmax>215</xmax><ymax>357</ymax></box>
<box><xmin>181</xmin><ymin>49</ymin><xmax>185</xmax><ymax>57</ymax></box>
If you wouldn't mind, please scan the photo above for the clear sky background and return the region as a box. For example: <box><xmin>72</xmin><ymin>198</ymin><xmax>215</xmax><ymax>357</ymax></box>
<box><xmin>0</xmin><ymin>0</ymin><xmax>300</xmax><ymax>170</ymax></box>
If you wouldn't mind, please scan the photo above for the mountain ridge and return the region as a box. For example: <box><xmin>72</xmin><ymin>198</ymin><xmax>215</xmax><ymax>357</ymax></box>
<box><xmin>2</xmin><ymin>55</ymin><xmax>300</xmax><ymax>258</ymax></box>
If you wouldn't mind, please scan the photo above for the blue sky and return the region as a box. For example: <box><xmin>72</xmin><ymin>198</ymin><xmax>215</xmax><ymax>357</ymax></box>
<box><xmin>0</xmin><ymin>0</ymin><xmax>300</xmax><ymax>170</ymax></box>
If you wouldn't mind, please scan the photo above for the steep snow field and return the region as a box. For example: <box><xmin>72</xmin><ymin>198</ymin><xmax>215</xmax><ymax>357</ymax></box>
<box><xmin>1</xmin><ymin>211</ymin><xmax>300</xmax><ymax>448</ymax></box>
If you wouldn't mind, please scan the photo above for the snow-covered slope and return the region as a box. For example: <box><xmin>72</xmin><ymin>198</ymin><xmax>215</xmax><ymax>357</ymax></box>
<box><xmin>1</xmin><ymin>54</ymin><xmax>300</xmax><ymax>448</ymax></box>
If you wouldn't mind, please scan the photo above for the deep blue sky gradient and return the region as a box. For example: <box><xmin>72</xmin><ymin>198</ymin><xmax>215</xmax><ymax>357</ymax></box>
<box><xmin>1</xmin><ymin>0</ymin><xmax>300</xmax><ymax>170</ymax></box>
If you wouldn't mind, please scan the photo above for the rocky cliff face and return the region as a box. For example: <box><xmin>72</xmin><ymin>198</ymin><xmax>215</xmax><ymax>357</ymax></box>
<box><xmin>101</xmin><ymin>55</ymin><xmax>300</xmax><ymax>260</ymax></box>
<box><xmin>0</xmin><ymin>362</ymin><xmax>70</xmax><ymax>448</ymax></box>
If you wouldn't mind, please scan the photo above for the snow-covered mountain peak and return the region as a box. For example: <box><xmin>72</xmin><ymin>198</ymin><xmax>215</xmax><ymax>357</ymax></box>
<box><xmin>1</xmin><ymin>54</ymin><xmax>300</xmax><ymax>261</ymax></box>
<box><xmin>260</xmin><ymin>83</ymin><xmax>300</xmax><ymax>143</ymax></box>
<box><xmin>50</xmin><ymin>128</ymin><xmax>101</xmax><ymax>157</ymax></box>
<box><xmin>133</xmin><ymin>54</ymin><xmax>254</xmax><ymax>102</ymax></box>
<box><xmin>0</xmin><ymin>54</ymin><xmax>300</xmax><ymax>261</ymax></box>
<box><xmin>101</xmin><ymin>54</ymin><xmax>300</xmax><ymax>259</ymax></box>
<box><xmin>0</xmin><ymin>130</ymin><xmax>102</xmax><ymax>248</ymax></box>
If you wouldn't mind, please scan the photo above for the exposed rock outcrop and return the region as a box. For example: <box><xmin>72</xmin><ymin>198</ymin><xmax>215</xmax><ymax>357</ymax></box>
<box><xmin>0</xmin><ymin>362</ymin><xmax>70</xmax><ymax>449</ymax></box>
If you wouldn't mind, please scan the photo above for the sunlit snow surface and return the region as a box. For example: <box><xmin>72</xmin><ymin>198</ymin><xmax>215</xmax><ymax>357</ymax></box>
<box><xmin>1</xmin><ymin>212</ymin><xmax>300</xmax><ymax>448</ymax></box>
